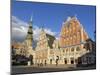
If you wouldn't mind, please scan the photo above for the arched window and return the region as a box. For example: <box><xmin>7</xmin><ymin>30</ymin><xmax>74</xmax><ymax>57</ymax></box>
<box><xmin>63</xmin><ymin>49</ymin><xmax>65</xmax><ymax>53</ymax></box>
<box><xmin>66</xmin><ymin>49</ymin><xmax>68</xmax><ymax>53</ymax></box>
<box><xmin>71</xmin><ymin>47</ymin><xmax>74</xmax><ymax>52</ymax></box>
<box><xmin>76</xmin><ymin>47</ymin><xmax>80</xmax><ymax>51</ymax></box>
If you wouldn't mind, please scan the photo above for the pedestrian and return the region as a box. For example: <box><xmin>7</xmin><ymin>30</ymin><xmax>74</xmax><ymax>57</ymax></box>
<box><xmin>56</xmin><ymin>59</ymin><xmax>58</xmax><ymax>66</ymax></box>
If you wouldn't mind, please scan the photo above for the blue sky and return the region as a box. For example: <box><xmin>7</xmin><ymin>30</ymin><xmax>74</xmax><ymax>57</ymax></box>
<box><xmin>12</xmin><ymin>1</ymin><xmax>96</xmax><ymax>41</ymax></box>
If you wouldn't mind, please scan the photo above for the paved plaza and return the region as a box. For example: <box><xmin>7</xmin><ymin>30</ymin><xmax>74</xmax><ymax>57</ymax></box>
<box><xmin>12</xmin><ymin>64</ymin><xmax>96</xmax><ymax>74</ymax></box>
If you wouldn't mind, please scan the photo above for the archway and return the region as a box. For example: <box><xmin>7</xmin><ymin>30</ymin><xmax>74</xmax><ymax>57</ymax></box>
<box><xmin>71</xmin><ymin>58</ymin><xmax>74</xmax><ymax>64</ymax></box>
<box><xmin>77</xmin><ymin>57</ymin><xmax>82</xmax><ymax>64</ymax></box>
<box><xmin>50</xmin><ymin>59</ymin><xmax>52</xmax><ymax>64</ymax></box>
<box><xmin>64</xmin><ymin>58</ymin><xmax>67</xmax><ymax>64</ymax></box>
<box><xmin>29</xmin><ymin>55</ymin><xmax>33</xmax><ymax>65</ymax></box>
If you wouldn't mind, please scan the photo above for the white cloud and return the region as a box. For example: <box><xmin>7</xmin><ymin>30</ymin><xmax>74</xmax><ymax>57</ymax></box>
<box><xmin>11</xmin><ymin>16</ymin><xmax>58</xmax><ymax>42</ymax></box>
<box><xmin>12</xmin><ymin>16</ymin><xmax>28</xmax><ymax>42</ymax></box>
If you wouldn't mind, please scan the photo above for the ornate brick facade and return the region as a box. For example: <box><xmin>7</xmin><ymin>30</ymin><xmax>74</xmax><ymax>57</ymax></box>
<box><xmin>60</xmin><ymin>16</ymin><xmax>88</xmax><ymax>48</ymax></box>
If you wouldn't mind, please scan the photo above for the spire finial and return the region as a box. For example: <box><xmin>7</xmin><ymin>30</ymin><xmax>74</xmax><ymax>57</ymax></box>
<box><xmin>30</xmin><ymin>14</ymin><xmax>33</xmax><ymax>22</ymax></box>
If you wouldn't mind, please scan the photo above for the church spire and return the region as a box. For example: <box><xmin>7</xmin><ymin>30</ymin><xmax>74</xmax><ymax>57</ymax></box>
<box><xmin>25</xmin><ymin>15</ymin><xmax>33</xmax><ymax>46</ymax></box>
